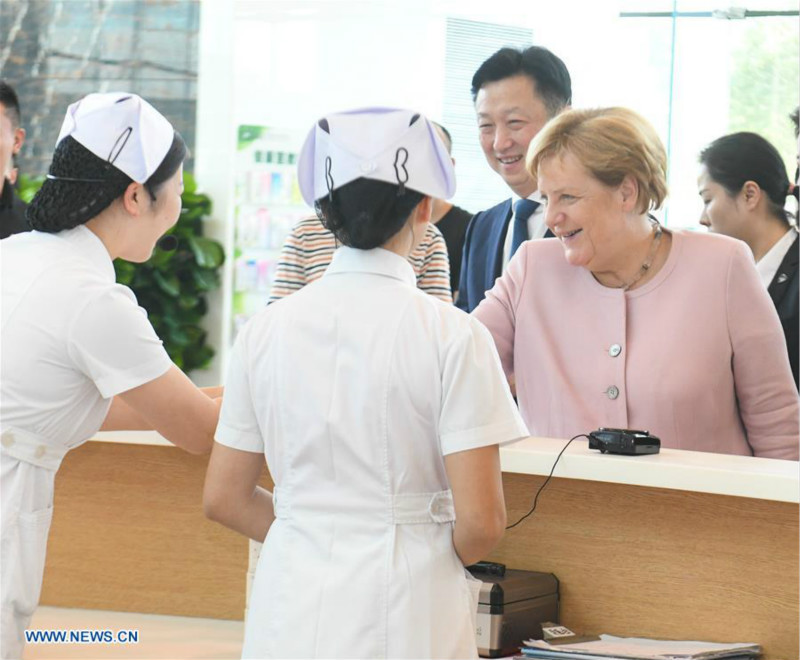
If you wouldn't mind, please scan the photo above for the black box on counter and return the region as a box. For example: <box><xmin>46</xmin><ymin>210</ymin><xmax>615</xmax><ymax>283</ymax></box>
<box><xmin>468</xmin><ymin>565</ymin><xmax>560</xmax><ymax>658</ymax></box>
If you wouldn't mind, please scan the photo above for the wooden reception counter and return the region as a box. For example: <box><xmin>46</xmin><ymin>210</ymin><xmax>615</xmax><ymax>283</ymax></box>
<box><xmin>494</xmin><ymin>438</ymin><xmax>798</xmax><ymax>660</ymax></box>
<box><xmin>41</xmin><ymin>434</ymin><xmax>798</xmax><ymax>659</ymax></box>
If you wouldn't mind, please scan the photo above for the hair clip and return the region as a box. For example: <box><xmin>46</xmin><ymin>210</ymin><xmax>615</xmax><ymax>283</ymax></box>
<box><xmin>325</xmin><ymin>156</ymin><xmax>334</xmax><ymax>203</ymax></box>
<box><xmin>394</xmin><ymin>147</ymin><xmax>409</xmax><ymax>196</ymax></box>
<box><xmin>108</xmin><ymin>127</ymin><xmax>133</xmax><ymax>165</ymax></box>
<box><xmin>46</xmin><ymin>174</ymin><xmax>107</xmax><ymax>183</ymax></box>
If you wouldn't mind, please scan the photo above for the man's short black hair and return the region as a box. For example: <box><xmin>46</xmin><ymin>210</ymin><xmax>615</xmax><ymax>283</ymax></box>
<box><xmin>471</xmin><ymin>46</ymin><xmax>572</xmax><ymax>117</ymax></box>
<box><xmin>790</xmin><ymin>106</ymin><xmax>799</xmax><ymax>139</ymax></box>
<box><xmin>0</xmin><ymin>80</ymin><xmax>21</xmax><ymax>127</ymax></box>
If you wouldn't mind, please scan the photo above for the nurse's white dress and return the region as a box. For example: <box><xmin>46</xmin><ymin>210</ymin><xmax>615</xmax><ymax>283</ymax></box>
<box><xmin>217</xmin><ymin>247</ymin><xmax>527</xmax><ymax>659</ymax></box>
<box><xmin>0</xmin><ymin>227</ymin><xmax>172</xmax><ymax>659</ymax></box>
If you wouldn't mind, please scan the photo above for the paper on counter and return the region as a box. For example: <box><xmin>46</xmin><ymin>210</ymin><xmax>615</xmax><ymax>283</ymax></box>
<box><xmin>522</xmin><ymin>634</ymin><xmax>760</xmax><ymax>660</ymax></box>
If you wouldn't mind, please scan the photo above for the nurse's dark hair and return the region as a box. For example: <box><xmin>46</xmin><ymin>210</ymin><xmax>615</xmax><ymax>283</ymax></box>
<box><xmin>699</xmin><ymin>132</ymin><xmax>795</xmax><ymax>225</ymax></box>
<box><xmin>471</xmin><ymin>46</ymin><xmax>572</xmax><ymax>117</ymax></box>
<box><xmin>315</xmin><ymin>180</ymin><xmax>424</xmax><ymax>250</ymax></box>
<box><xmin>27</xmin><ymin>131</ymin><xmax>186</xmax><ymax>232</ymax></box>
<box><xmin>313</xmin><ymin>117</ymin><xmax>425</xmax><ymax>250</ymax></box>
<box><xmin>145</xmin><ymin>131</ymin><xmax>187</xmax><ymax>199</ymax></box>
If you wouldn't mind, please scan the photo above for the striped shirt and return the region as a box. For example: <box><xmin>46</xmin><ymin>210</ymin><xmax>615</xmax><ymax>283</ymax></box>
<box><xmin>268</xmin><ymin>217</ymin><xmax>452</xmax><ymax>304</ymax></box>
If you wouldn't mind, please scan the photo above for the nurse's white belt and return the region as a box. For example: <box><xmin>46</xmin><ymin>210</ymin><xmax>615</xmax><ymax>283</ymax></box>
<box><xmin>272</xmin><ymin>485</ymin><xmax>456</xmax><ymax>523</ymax></box>
<box><xmin>0</xmin><ymin>427</ymin><xmax>72</xmax><ymax>471</ymax></box>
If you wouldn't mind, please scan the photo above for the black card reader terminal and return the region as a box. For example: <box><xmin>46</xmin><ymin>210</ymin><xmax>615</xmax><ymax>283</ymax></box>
<box><xmin>588</xmin><ymin>428</ymin><xmax>660</xmax><ymax>455</ymax></box>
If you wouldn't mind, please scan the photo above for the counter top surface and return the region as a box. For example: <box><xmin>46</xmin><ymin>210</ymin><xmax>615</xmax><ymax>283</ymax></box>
<box><xmin>91</xmin><ymin>432</ymin><xmax>799</xmax><ymax>503</ymax></box>
<box><xmin>501</xmin><ymin>436</ymin><xmax>799</xmax><ymax>503</ymax></box>
<box><xmin>92</xmin><ymin>430</ymin><xmax>172</xmax><ymax>447</ymax></box>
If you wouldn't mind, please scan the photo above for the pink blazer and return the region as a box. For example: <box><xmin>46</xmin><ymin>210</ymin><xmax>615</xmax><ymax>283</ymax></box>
<box><xmin>473</xmin><ymin>230</ymin><xmax>799</xmax><ymax>459</ymax></box>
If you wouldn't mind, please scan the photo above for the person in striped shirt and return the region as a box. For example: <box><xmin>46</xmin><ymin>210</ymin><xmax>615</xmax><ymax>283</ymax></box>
<box><xmin>268</xmin><ymin>213</ymin><xmax>452</xmax><ymax>304</ymax></box>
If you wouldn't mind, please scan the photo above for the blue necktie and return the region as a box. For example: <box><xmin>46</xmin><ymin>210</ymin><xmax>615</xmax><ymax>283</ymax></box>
<box><xmin>510</xmin><ymin>198</ymin><xmax>540</xmax><ymax>257</ymax></box>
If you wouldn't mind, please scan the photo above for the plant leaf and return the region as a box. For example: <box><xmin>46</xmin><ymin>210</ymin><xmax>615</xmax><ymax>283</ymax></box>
<box><xmin>183</xmin><ymin>172</ymin><xmax>197</xmax><ymax>195</ymax></box>
<box><xmin>153</xmin><ymin>270</ymin><xmax>181</xmax><ymax>297</ymax></box>
<box><xmin>192</xmin><ymin>268</ymin><xmax>220</xmax><ymax>291</ymax></box>
<box><xmin>187</xmin><ymin>236</ymin><xmax>225</xmax><ymax>268</ymax></box>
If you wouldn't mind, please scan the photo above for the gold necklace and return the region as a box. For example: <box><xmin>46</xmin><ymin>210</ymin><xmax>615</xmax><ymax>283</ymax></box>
<box><xmin>618</xmin><ymin>222</ymin><xmax>663</xmax><ymax>291</ymax></box>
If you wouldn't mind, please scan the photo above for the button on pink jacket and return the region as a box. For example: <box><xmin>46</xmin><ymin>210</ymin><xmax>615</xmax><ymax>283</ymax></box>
<box><xmin>473</xmin><ymin>230</ymin><xmax>800</xmax><ymax>459</ymax></box>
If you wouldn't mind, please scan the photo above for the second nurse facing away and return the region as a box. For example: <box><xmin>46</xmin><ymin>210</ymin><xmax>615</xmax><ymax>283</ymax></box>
<box><xmin>204</xmin><ymin>108</ymin><xmax>528</xmax><ymax>659</ymax></box>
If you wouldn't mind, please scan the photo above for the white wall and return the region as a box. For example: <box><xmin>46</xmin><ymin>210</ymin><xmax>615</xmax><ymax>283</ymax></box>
<box><xmin>193</xmin><ymin>0</ymin><xmax>236</xmax><ymax>386</ymax></box>
<box><xmin>231</xmin><ymin>7</ymin><xmax>447</xmax><ymax>133</ymax></box>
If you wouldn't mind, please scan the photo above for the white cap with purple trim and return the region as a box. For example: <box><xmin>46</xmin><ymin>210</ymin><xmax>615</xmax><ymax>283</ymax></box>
<box><xmin>55</xmin><ymin>92</ymin><xmax>174</xmax><ymax>183</ymax></box>
<box><xmin>297</xmin><ymin>107</ymin><xmax>456</xmax><ymax>207</ymax></box>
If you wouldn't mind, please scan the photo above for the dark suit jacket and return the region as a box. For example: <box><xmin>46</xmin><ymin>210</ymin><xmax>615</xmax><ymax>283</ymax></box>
<box><xmin>767</xmin><ymin>233</ymin><xmax>799</xmax><ymax>389</ymax></box>
<box><xmin>0</xmin><ymin>181</ymin><xmax>30</xmax><ymax>240</ymax></box>
<box><xmin>455</xmin><ymin>199</ymin><xmax>513</xmax><ymax>312</ymax></box>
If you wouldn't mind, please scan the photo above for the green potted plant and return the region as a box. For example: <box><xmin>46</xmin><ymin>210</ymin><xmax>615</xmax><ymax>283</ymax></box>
<box><xmin>17</xmin><ymin>172</ymin><xmax>225</xmax><ymax>373</ymax></box>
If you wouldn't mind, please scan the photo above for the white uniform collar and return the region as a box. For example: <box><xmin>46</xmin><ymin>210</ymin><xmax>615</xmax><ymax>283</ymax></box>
<box><xmin>57</xmin><ymin>225</ymin><xmax>117</xmax><ymax>282</ymax></box>
<box><xmin>325</xmin><ymin>245</ymin><xmax>417</xmax><ymax>287</ymax></box>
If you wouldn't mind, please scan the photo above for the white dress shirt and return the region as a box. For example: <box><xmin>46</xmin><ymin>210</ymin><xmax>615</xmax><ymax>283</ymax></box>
<box><xmin>756</xmin><ymin>227</ymin><xmax>798</xmax><ymax>289</ymax></box>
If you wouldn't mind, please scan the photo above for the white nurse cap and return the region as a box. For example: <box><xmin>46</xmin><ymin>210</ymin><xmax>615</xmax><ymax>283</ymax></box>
<box><xmin>297</xmin><ymin>107</ymin><xmax>456</xmax><ymax>207</ymax></box>
<box><xmin>55</xmin><ymin>92</ymin><xmax>175</xmax><ymax>183</ymax></box>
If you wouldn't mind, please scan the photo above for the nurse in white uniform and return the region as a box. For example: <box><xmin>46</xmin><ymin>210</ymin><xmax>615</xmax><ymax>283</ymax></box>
<box><xmin>0</xmin><ymin>93</ymin><xmax>221</xmax><ymax>660</ymax></box>
<box><xmin>204</xmin><ymin>107</ymin><xmax>528</xmax><ymax>659</ymax></box>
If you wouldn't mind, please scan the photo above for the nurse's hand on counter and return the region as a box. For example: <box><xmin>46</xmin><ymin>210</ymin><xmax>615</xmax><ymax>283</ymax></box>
<box><xmin>100</xmin><ymin>365</ymin><xmax>220</xmax><ymax>454</ymax></box>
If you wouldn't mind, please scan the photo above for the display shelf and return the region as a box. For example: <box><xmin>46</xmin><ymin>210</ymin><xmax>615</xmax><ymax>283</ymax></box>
<box><xmin>231</xmin><ymin>125</ymin><xmax>310</xmax><ymax>339</ymax></box>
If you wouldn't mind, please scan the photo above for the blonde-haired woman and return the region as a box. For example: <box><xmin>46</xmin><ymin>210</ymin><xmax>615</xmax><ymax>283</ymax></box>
<box><xmin>474</xmin><ymin>107</ymin><xmax>799</xmax><ymax>459</ymax></box>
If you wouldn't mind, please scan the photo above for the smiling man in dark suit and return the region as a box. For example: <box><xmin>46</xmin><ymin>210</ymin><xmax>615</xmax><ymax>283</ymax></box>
<box><xmin>456</xmin><ymin>46</ymin><xmax>571</xmax><ymax>312</ymax></box>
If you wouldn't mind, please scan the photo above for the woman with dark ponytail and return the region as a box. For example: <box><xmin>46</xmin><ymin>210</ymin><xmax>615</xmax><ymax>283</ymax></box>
<box><xmin>0</xmin><ymin>93</ymin><xmax>221</xmax><ymax>659</ymax></box>
<box><xmin>203</xmin><ymin>107</ymin><xmax>526</xmax><ymax>659</ymax></box>
<box><xmin>698</xmin><ymin>131</ymin><xmax>799</xmax><ymax>388</ymax></box>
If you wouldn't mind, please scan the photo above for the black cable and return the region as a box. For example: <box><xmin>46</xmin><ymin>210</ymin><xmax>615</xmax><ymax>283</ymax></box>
<box><xmin>505</xmin><ymin>434</ymin><xmax>589</xmax><ymax>530</ymax></box>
